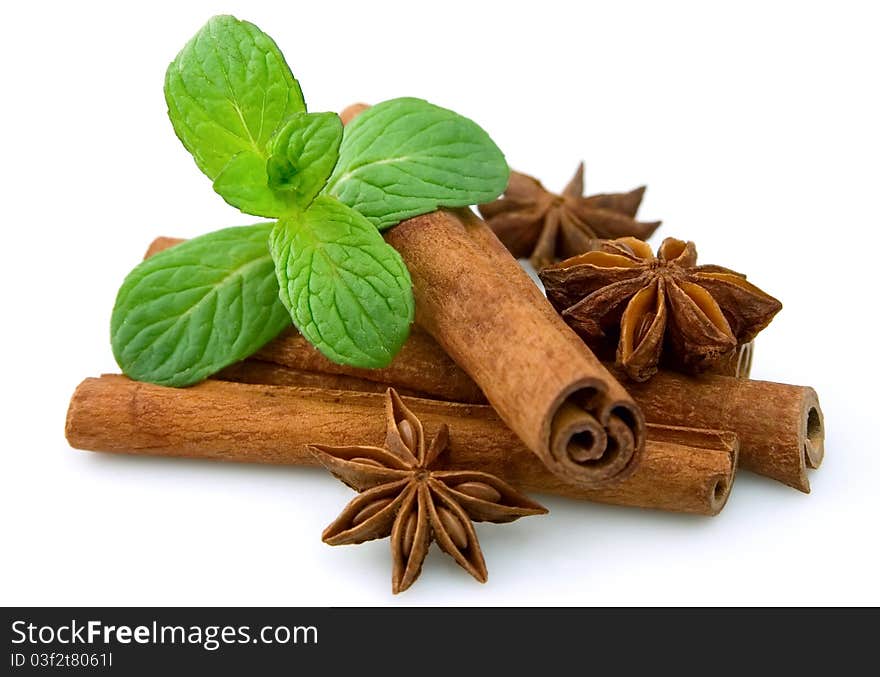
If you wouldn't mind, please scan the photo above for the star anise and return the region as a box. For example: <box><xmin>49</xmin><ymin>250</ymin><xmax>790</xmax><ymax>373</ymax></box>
<box><xmin>478</xmin><ymin>163</ymin><xmax>661</xmax><ymax>270</ymax></box>
<box><xmin>539</xmin><ymin>237</ymin><xmax>782</xmax><ymax>382</ymax></box>
<box><xmin>309</xmin><ymin>389</ymin><xmax>547</xmax><ymax>594</ymax></box>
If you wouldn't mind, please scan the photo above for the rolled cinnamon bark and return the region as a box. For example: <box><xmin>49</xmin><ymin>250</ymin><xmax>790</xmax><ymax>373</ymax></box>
<box><xmin>257</xmin><ymin>328</ymin><xmax>484</xmax><ymax>404</ymax></box>
<box><xmin>385</xmin><ymin>209</ymin><xmax>646</xmax><ymax>487</ymax></box>
<box><xmin>616</xmin><ymin>369</ymin><xmax>823</xmax><ymax>493</ymax></box>
<box><xmin>66</xmin><ymin>375</ymin><xmax>737</xmax><ymax>516</ymax></box>
<box><xmin>339</xmin><ymin>102</ymin><xmax>370</xmax><ymax>125</ymax></box>
<box><xmin>217</xmin><ymin>356</ymin><xmax>452</xmax><ymax>395</ymax></box>
<box><xmin>143</xmin><ymin>236</ymin><xmax>185</xmax><ymax>259</ymax></box>
<box><xmin>218</xmin><ymin>360</ymin><xmax>432</xmax><ymax>399</ymax></box>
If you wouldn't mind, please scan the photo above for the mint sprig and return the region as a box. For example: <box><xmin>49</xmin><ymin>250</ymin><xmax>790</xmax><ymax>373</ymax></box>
<box><xmin>164</xmin><ymin>15</ymin><xmax>306</xmax><ymax>193</ymax></box>
<box><xmin>111</xmin><ymin>15</ymin><xmax>509</xmax><ymax>385</ymax></box>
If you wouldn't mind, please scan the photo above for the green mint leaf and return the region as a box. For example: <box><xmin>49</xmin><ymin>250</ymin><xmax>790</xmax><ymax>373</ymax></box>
<box><xmin>164</xmin><ymin>15</ymin><xmax>306</xmax><ymax>182</ymax></box>
<box><xmin>266</xmin><ymin>112</ymin><xmax>343</xmax><ymax>206</ymax></box>
<box><xmin>269</xmin><ymin>196</ymin><xmax>414</xmax><ymax>368</ymax></box>
<box><xmin>111</xmin><ymin>223</ymin><xmax>290</xmax><ymax>386</ymax></box>
<box><xmin>326</xmin><ymin>97</ymin><xmax>510</xmax><ymax>230</ymax></box>
<box><xmin>212</xmin><ymin>151</ymin><xmax>296</xmax><ymax>217</ymax></box>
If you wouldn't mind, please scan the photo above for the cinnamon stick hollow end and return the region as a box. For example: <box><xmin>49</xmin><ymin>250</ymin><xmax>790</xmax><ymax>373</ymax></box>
<box><xmin>802</xmin><ymin>388</ymin><xmax>825</xmax><ymax>471</ymax></box>
<box><xmin>758</xmin><ymin>385</ymin><xmax>823</xmax><ymax>491</ymax></box>
<box><xmin>547</xmin><ymin>385</ymin><xmax>645</xmax><ymax>485</ymax></box>
<box><xmin>641</xmin><ymin>426</ymin><xmax>739</xmax><ymax>515</ymax></box>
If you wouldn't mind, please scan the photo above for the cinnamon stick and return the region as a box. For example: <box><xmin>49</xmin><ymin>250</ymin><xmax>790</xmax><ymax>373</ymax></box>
<box><xmin>66</xmin><ymin>375</ymin><xmax>737</xmax><ymax>516</ymax></box>
<box><xmin>385</xmin><ymin>209</ymin><xmax>646</xmax><ymax>487</ymax></box>
<box><xmin>218</xmin><ymin>360</ymin><xmax>432</xmax><ymax>398</ymax></box>
<box><xmin>616</xmin><ymin>369</ymin><xmax>823</xmax><ymax>493</ymax></box>
<box><xmin>257</xmin><ymin>328</ymin><xmax>484</xmax><ymax>404</ymax></box>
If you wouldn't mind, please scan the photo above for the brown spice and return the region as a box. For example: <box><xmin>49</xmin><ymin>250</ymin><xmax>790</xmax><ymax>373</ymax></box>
<box><xmin>310</xmin><ymin>388</ymin><xmax>546</xmax><ymax>593</ymax></box>
<box><xmin>218</xmin><ymin>359</ymin><xmax>434</xmax><ymax>399</ymax></box>
<box><xmin>615</xmin><ymin>367</ymin><xmax>823</xmax><ymax>492</ymax></box>
<box><xmin>478</xmin><ymin>163</ymin><xmax>660</xmax><ymax>270</ymax></box>
<box><xmin>65</xmin><ymin>375</ymin><xmax>739</xmax><ymax>515</ymax></box>
<box><xmin>257</xmin><ymin>328</ymin><xmax>485</xmax><ymax>404</ymax></box>
<box><xmin>339</xmin><ymin>102</ymin><xmax>370</xmax><ymax>125</ymax></box>
<box><xmin>539</xmin><ymin>237</ymin><xmax>782</xmax><ymax>381</ymax></box>
<box><xmin>385</xmin><ymin>208</ymin><xmax>646</xmax><ymax>488</ymax></box>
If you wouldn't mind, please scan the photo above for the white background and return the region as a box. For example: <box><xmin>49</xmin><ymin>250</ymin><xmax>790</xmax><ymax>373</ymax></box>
<box><xmin>1</xmin><ymin>0</ymin><xmax>877</xmax><ymax>605</ymax></box>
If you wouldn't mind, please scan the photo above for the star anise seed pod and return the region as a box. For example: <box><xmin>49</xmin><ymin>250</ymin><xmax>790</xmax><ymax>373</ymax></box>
<box><xmin>478</xmin><ymin>163</ymin><xmax>661</xmax><ymax>270</ymax></box>
<box><xmin>539</xmin><ymin>237</ymin><xmax>782</xmax><ymax>382</ymax></box>
<box><xmin>309</xmin><ymin>389</ymin><xmax>547</xmax><ymax>594</ymax></box>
